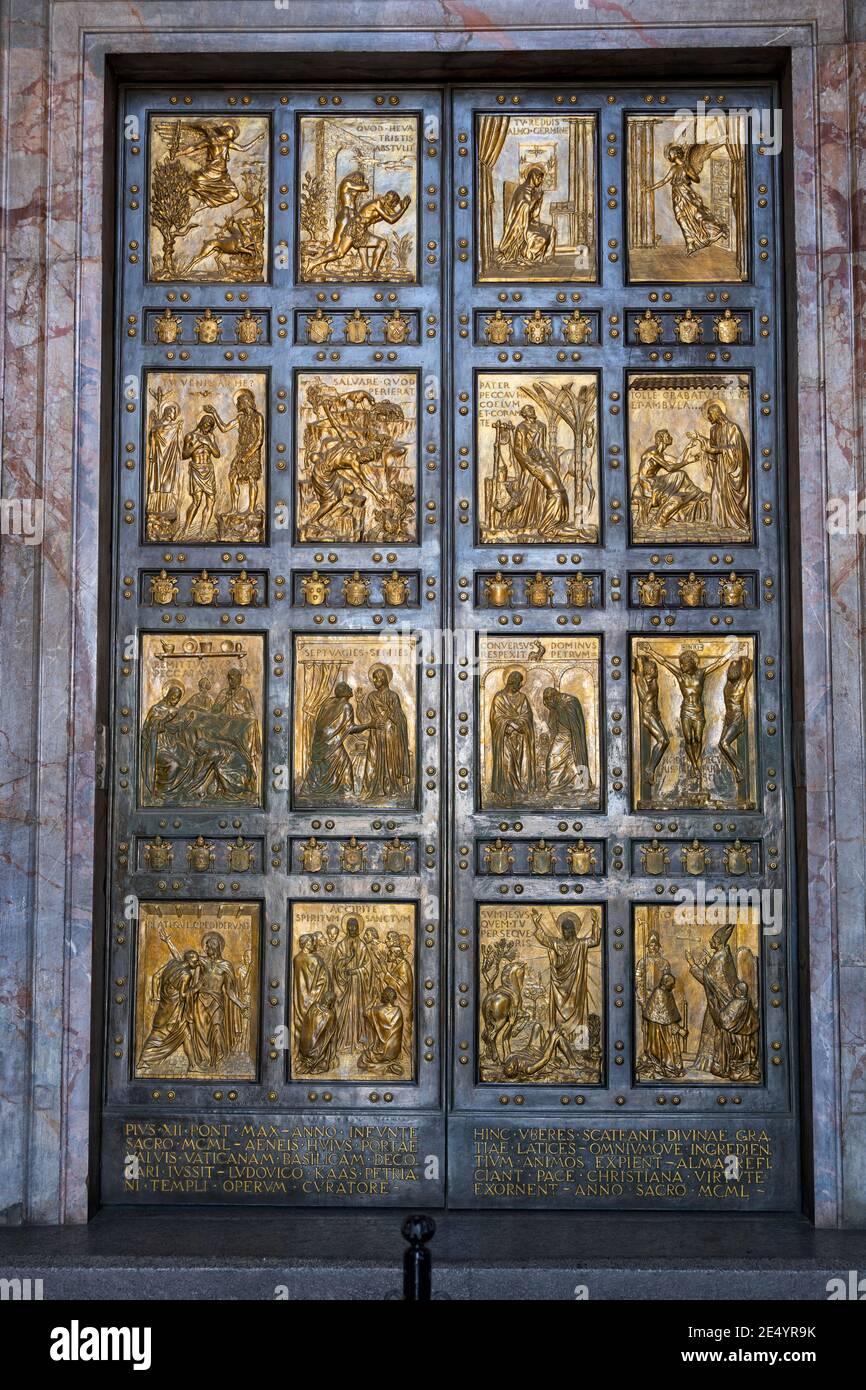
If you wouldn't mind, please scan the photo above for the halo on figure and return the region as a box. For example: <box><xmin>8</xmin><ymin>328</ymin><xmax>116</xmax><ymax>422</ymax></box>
<box><xmin>201</xmin><ymin>931</ymin><xmax>225</xmax><ymax>952</ymax></box>
<box><xmin>369</xmin><ymin>663</ymin><xmax>392</xmax><ymax>684</ymax></box>
<box><xmin>703</xmin><ymin>398</ymin><xmax>728</xmax><ymax>418</ymax></box>
<box><xmin>555</xmin><ymin>911</ymin><xmax>582</xmax><ymax>934</ymax></box>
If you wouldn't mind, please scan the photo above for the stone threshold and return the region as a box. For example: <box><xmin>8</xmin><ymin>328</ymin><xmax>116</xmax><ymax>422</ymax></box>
<box><xmin>0</xmin><ymin>1210</ymin><xmax>864</xmax><ymax>1299</ymax></box>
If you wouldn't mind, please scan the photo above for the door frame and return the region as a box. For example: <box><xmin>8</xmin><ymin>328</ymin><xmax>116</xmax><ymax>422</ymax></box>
<box><xmin>4</xmin><ymin>3</ymin><xmax>857</xmax><ymax>1226</ymax></box>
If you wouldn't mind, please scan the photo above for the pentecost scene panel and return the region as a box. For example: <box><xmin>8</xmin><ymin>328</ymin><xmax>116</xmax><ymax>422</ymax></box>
<box><xmin>289</xmin><ymin>902</ymin><xmax>416</xmax><ymax>1083</ymax></box>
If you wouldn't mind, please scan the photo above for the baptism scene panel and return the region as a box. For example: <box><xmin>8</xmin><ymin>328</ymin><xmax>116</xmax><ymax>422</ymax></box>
<box><xmin>144</xmin><ymin>369</ymin><xmax>267</xmax><ymax>546</ymax></box>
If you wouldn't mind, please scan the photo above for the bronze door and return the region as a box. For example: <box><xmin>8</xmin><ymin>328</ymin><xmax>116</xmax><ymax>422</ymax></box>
<box><xmin>103</xmin><ymin>81</ymin><xmax>798</xmax><ymax>1212</ymax></box>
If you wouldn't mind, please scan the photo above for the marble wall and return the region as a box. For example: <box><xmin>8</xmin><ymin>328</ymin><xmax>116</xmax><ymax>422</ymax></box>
<box><xmin>0</xmin><ymin>0</ymin><xmax>863</xmax><ymax>1225</ymax></box>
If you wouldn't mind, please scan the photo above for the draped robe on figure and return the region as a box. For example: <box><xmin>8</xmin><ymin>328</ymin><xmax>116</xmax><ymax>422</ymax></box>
<box><xmin>503</xmin><ymin>416</ymin><xmax>569</xmax><ymax>536</ymax></box>
<box><xmin>304</xmin><ymin>694</ymin><xmax>358</xmax><ymax>796</ymax></box>
<box><xmin>690</xmin><ymin>940</ymin><xmax>741</xmax><ymax>1077</ymax></box>
<box><xmin>538</xmin><ymin>917</ymin><xmax>601</xmax><ymax>1041</ymax></box>
<box><xmin>708</xmin><ymin>416</ymin><xmax>750</xmax><ymax>533</ymax></box>
<box><xmin>497</xmin><ymin>180</ymin><xmax>553</xmax><ymax>265</ymax></box>
<box><xmin>643</xmin><ymin>981</ymin><xmax>685</xmax><ymax>1078</ymax></box>
<box><xmin>292</xmin><ymin>946</ymin><xmax>330</xmax><ymax>1037</ymax></box>
<box><xmin>360</xmin><ymin>688</ymin><xmax>411</xmax><ymax>801</ymax></box>
<box><xmin>489</xmin><ymin>687</ymin><xmax>536</xmax><ymax>803</ymax></box>
<box><xmin>147</xmin><ymin>409</ymin><xmax>182</xmax><ymax>516</ymax></box>
<box><xmin>333</xmin><ymin>936</ymin><xmax>371</xmax><ymax>1051</ymax></box>
<box><xmin>545</xmin><ymin>692</ymin><xmax>591</xmax><ymax>792</ymax></box>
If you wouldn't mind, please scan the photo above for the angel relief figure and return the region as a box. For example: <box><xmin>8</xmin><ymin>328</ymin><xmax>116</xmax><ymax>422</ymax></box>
<box><xmin>149</xmin><ymin>117</ymin><xmax>267</xmax><ymax>281</ymax></box>
<box><xmin>650</xmin><ymin>141</ymin><xmax>728</xmax><ymax>256</ymax></box>
<box><xmin>628</xmin><ymin>117</ymin><xmax>747</xmax><ymax>282</ymax></box>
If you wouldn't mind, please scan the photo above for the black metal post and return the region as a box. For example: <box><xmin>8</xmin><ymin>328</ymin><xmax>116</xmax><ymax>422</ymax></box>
<box><xmin>401</xmin><ymin>1213</ymin><xmax>436</xmax><ymax>1300</ymax></box>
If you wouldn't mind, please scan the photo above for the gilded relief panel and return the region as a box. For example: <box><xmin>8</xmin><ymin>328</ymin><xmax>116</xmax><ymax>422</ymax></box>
<box><xmin>289</xmin><ymin>902</ymin><xmax>416</xmax><ymax>1081</ymax></box>
<box><xmin>476</xmin><ymin>114</ymin><xmax>597</xmax><ymax>282</ymax></box>
<box><xmin>628</xmin><ymin>372</ymin><xmax>752</xmax><ymax>546</ymax></box>
<box><xmin>297</xmin><ymin>114</ymin><xmax>418</xmax><ymax>283</ymax></box>
<box><xmin>478</xmin><ymin>904</ymin><xmax>604</xmax><ymax>1085</ymax></box>
<box><xmin>478</xmin><ymin>635</ymin><xmax>602</xmax><ymax>811</ymax></box>
<box><xmin>633</xmin><ymin>904</ymin><xmax>761</xmax><ymax>1085</ymax></box>
<box><xmin>631</xmin><ymin>635</ymin><xmax>757</xmax><ymax>811</ymax></box>
<box><xmin>139</xmin><ymin>633</ymin><xmax>265</xmax><ymax>808</ymax></box>
<box><xmin>134</xmin><ymin>901</ymin><xmax>260</xmax><ymax>1080</ymax></box>
<box><xmin>626</xmin><ymin>113</ymin><xmax>748</xmax><ymax>282</ymax></box>
<box><xmin>476</xmin><ymin>372</ymin><xmax>599</xmax><ymax>545</ymax></box>
<box><xmin>295</xmin><ymin>371</ymin><xmax>418</xmax><ymax>544</ymax></box>
<box><xmin>292</xmin><ymin>634</ymin><xmax>418</xmax><ymax>811</ymax></box>
<box><xmin>144</xmin><ymin>369</ymin><xmax>267</xmax><ymax>544</ymax></box>
<box><xmin>147</xmin><ymin>115</ymin><xmax>269</xmax><ymax>283</ymax></box>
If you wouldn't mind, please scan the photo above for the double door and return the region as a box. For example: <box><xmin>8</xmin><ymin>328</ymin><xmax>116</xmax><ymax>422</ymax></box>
<box><xmin>102</xmin><ymin>81</ymin><xmax>798</xmax><ymax>1211</ymax></box>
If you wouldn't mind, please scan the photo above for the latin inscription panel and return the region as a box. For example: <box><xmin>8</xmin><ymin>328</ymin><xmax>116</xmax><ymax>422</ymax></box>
<box><xmin>448</xmin><ymin>1115</ymin><xmax>796</xmax><ymax>1210</ymax></box>
<box><xmin>103</xmin><ymin>1112</ymin><xmax>445</xmax><ymax>1207</ymax></box>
